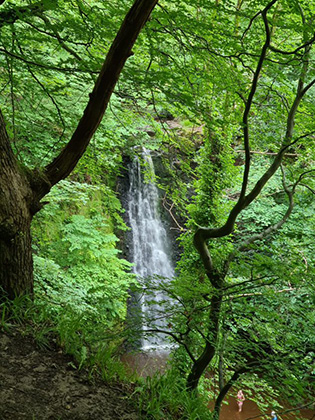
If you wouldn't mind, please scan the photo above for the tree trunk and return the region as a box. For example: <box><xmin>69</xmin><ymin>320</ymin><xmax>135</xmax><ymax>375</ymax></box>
<box><xmin>0</xmin><ymin>110</ymin><xmax>34</xmax><ymax>298</ymax></box>
<box><xmin>213</xmin><ymin>367</ymin><xmax>247</xmax><ymax>420</ymax></box>
<box><xmin>186</xmin><ymin>291</ymin><xmax>223</xmax><ymax>390</ymax></box>
<box><xmin>0</xmin><ymin>219</ymin><xmax>33</xmax><ymax>299</ymax></box>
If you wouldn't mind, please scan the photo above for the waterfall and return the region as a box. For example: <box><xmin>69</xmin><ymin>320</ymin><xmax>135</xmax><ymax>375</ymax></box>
<box><xmin>127</xmin><ymin>149</ymin><xmax>174</xmax><ymax>350</ymax></box>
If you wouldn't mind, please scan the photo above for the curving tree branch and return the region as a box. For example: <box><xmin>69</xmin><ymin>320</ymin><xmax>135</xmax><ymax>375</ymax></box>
<box><xmin>213</xmin><ymin>367</ymin><xmax>248</xmax><ymax>420</ymax></box>
<box><xmin>0</xmin><ymin>0</ymin><xmax>55</xmax><ymax>27</ymax></box>
<box><xmin>269</xmin><ymin>33</ymin><xmax>315</xmax><ymax>56</ymax></box>
<box><xmin>41</xmin><ymin>0</ymin><xmax>159</xmax><ymax>196</ymax></box>
<box><xmin>235</xmin><ymin>165</ymin><xmax>296</xmax><ymax>254</ymax></box>
<box><xmin>194</xmin><ymin>69</ymin><xmax>315</xmax><ymax>255</ymax></box>
<box><xmin>189</xmin><ymin>0</ymin><xmax>315</xmax><ymax>394</ymax></box>
<box><xmin>240</xmin><ymin>0</ymin><xmax>275</xmax><ymax>202</ymax></box>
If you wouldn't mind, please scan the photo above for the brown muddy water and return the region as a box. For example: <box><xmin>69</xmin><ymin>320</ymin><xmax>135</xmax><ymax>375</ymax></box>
<box><xmin>122</xmin><ymin>351</ymin><xmax>314</xmax><ymax>420</ymax></box>
<box><xmin>215</xmin><ymin>396</ymin><xmax>313</xmax><ymax>420</ymax></box>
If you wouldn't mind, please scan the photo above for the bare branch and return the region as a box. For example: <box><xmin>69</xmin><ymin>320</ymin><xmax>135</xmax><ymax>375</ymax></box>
<box><xmin>236</xmin><ymin>166</ymin><xmax>295</xmax><ymax>252</ymax></box>
<box><xmin>224</xmin><ymin>275</ymin><xmax>274</xmax><ymax>291</ymax></box>
<box><xmin>236</xmin><ymin>150</ymin><xmax>297</xmax><ymax>157</ymax></box>
<box><xmin>0</xmin><ymin>0</ymin><xmax>54</xmax><ymax>27</ymax></box>
<box><xmin>35</xmin><ymin>14</ymin><xmax>84</xmax><ymax>63</ymax></box>
<box><xmin>240</xmin><ymin>1</ymin><xmax>275</xmax><ymax>200</ymax></box>
<box><xmin>302</xmin><ymin>78</ymin><xmax>315</xmax><ymax>95</ymax></box>
<box><xmin>269</xmin><ymin>33</ymin><xmax>315</xmax><ymax>56</ymax></box>
<box><xmin>162</xmin><ymin>194</ymin><xmax>186</xmax><ymax>231</ymax></box>
<box><xmin>144</xmin><ymin>327</ymin><xmax>196</xmax><ymax>362</ymax></box>
<box><xmin>0</xmin><ymin>46</ymin><xmax>96</xmax><ymax>74</ymax></box>
<box><xmin>296</xmin><ymin>168</ymin><xmax>315</xmax><ymax>183</ymax></box>
<box><xmin>230</xmin><ymin>287</ymin><xmax>295</xmax><ymax>299</ymax></box>
<box><xmin>300</xmin><ymin>183</ymin><xmax>315</xmax><ymax>195</ymax></box>
<box><xmin>228</xmin><ymin>167</ymin><xmax>315</xmax><ymax>266</ymax></box>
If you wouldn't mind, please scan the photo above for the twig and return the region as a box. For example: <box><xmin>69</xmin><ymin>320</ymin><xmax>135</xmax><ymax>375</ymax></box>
<box><xmin>231</xmin><ymin>287</ymin><xmax>295</xmax><ymax>299</ymax></box>
<box><xmin>236</xmin><ymin>150</ymin><xmax>297</xmax><ymax>157</ymax></box>
<box><xmin>245</xmin><ymin>401</ymin><xmax>315</xmax><ymax>420</ymax></box>
<box><xmin>162</xmin><ymin>194</ymin><xmax>186</xmax><ymax>231</ymax></box>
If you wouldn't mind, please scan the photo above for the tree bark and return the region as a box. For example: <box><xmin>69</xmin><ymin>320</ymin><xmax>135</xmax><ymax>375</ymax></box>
<box><xmin>186</xmin><ymin>290</ymin><xmax>223</xmax><ymax>390</ymax></box>
<box><xmin>0</xmin><ymin>110</ymin><xmax>34</xmax><ymax>298</ymax></box>
<box><xmin>213</xmin><ymin>367</ymin><xmax>247</xmax><ymax>419</ymax></box>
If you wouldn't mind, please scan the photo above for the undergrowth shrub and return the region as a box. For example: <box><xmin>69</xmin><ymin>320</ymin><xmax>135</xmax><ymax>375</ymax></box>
<box><xmin>136</xmin><ymin>369</ymin><xmax>213</xmax><ymax>420</ymax></box>
<box><xmin>0</xmin><ymin>179</ymin><xmax>138</xmax><ymax>382</ymax></box>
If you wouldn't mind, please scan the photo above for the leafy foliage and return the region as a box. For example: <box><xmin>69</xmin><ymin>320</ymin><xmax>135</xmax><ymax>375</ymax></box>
<box><xmin>136</xmin><ymin>369</ymin><xmax>212</xmax><ymax>420</ymax></box>
<box><xmin>1</xmin><ymin>0</ymin><xmax>315</xmax><ymax>417</ymax></box>
<box><xmin>30</xmin><ymin>177</ymin><xmax>136</xmax><ymax>372</ymax></box>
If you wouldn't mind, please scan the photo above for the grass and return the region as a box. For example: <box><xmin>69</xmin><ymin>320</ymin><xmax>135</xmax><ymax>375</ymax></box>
<box><xmin>0</xmin><ymin>292</ymin><xmax>132</xmax><ymax>383</ymax></box>
<box><xmin>0</xmin><ymin>291</ymin><xmax>216</xmax><ymax>419</ymax></box>
<box><xmin>135</xmin><ymin>369</ymin><xmax>213</xmax><ymax>420</ymax></box>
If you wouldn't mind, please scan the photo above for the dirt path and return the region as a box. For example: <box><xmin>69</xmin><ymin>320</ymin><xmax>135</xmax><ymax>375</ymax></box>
<box><xmin>0</xmin><ymin>329</ymin><xmax>141</xmax><ymax>420</ymax></box>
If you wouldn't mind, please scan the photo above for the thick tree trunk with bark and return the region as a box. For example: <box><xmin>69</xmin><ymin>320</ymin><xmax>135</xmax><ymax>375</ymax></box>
<box><xmin>0</xmin><ymin>111</ymin><xmax>35</xmax><ymax>298</ymax></box>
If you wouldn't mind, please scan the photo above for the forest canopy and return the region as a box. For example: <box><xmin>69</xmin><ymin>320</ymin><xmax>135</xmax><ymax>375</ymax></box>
<box><xmin>0</xmin><ymin>1</ymin><xmax>314</xmax><ymax>419</ymax></box>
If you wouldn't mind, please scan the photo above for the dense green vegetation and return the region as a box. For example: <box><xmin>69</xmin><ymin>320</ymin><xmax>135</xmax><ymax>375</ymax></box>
<box><xmin>0</xmin><ymin>0</ymin><xmax>314</xmax><ymax>419</ymax></box>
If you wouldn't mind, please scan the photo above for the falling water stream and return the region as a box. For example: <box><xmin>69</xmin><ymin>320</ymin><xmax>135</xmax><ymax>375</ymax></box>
<box><xmin>127</xmin><ymin>148</ymin><xmax>174</xmax><ymax>350</ymax></box>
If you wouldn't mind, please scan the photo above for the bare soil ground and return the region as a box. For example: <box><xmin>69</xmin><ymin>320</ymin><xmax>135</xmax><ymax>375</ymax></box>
<box><xmin>0</xmin><ymin>329</ymin><xmax>141</xmax><ymax>420</ymax></box>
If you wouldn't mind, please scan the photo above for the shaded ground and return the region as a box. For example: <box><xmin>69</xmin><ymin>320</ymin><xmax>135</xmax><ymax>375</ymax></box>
<box><xmin>0</xmin><ymin>329</ymin><xmax>141</xmax><ymax>420</ymax></box>
<box><xmin>1</xmin><ymin>329</ymin><xmax>313</xmax><ymax>420</ymax></box>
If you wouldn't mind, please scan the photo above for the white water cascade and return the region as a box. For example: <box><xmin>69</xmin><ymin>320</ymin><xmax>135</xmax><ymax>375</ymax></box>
<box><xmin>127</xmin><ymin>149</ymin><xmax>174</xmax><ymax>350</ymax></box>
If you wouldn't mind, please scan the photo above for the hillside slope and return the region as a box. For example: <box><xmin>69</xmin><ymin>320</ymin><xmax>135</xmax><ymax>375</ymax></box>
<box><xmin>0</xmin><ymin>330</ymin><xmax>140</xmax><ymax>420</ymax></box>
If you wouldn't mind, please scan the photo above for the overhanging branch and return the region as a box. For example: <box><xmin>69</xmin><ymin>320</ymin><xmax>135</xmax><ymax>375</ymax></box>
<box><xmin>40</xmin><ymin>0</ymin><xmax>158</xmax><ymax>194</ymax></box>
<box><xmin>0</xmin><ymin>0</ymin><xmax>55</xmax><ymax>27</ymax></box>
<box><xmin>240</xmin><ymin>0</ymin><xmax>275</xmax><ymax>201</ymax></box>
<box><xmin>194</xmin><ymin>0</ymin><xmax>315</xmax><ymax>286</ymax></box>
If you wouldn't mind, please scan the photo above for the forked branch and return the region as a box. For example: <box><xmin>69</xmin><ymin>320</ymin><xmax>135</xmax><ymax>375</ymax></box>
<box><xmin>194</xmin><ymin>0</ymin><xmax>315</xmax><ymax>287</ymax></box>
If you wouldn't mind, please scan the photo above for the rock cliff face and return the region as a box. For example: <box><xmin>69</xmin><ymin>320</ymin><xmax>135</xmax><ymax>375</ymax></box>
<box><xmin>116</xmin><ymin>154</ymin><xmax>133</xmax><ymax>261</ymax></box>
